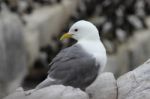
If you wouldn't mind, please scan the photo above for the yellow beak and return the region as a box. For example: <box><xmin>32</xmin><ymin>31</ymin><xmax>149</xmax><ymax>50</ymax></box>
<box><xmin>60</xmin><ymin>33</ymin><xmax>73</xmax><ymax>41</ymax></box>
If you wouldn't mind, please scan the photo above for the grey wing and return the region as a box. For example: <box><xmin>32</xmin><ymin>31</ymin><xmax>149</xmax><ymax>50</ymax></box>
<box><xmin>48</xmin><ymin>45</ymin><xmax>100</xmax><ymax>90</ymax></box>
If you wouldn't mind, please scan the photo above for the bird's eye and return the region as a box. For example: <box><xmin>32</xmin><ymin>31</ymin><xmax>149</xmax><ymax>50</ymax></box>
<box><xmin>74</xmin><ymin>29</ymin><xmax>78</xmax><ymax>32</ymax></box>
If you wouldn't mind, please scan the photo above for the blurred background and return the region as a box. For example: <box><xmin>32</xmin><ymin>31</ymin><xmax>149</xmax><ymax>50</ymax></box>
<box><xmin>0</xmin><ymin>0</ymin><xmax>150</xmax><ymax>91</ymax></box>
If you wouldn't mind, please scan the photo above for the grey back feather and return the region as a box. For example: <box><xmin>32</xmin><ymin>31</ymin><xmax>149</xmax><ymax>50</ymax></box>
<box><xmin>36</xmin><ymin>44</ymin><xmax>100</xmax><ymax>90</ymax></box>
<box><xmin>47</xmin><ymin>44</ymin><xmax>100</xmax><ymax>90</ymax></box>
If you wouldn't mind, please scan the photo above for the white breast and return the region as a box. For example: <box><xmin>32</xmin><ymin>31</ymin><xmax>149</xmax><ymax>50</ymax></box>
<box><xmin>77</xmin><ymin>40</ymin><xmax>107</xmax><ymax>72</ymax></box>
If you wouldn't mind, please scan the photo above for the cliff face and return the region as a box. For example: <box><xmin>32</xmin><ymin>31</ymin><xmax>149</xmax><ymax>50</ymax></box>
<box><xmin>0</xmin><ymin>11</ymin><xmax>27</xmax><ymax>98</ymax></box>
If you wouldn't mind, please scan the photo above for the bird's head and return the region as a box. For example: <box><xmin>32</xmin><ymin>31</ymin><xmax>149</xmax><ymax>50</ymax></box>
<box><xmin>60</xmin><ymin>20</ymin><xmax>100</xmax><ymax>41</ymax></box>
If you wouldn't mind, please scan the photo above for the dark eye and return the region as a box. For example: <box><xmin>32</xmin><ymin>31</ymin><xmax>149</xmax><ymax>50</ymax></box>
<box><xmin>74</xmin><ymin>29</ymin><xmax>78</xmax><ymax>32</ymax></box>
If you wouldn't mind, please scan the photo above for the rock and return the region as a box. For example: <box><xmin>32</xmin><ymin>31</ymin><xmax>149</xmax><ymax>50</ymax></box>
<box><xmin>24</xmin><ymin>29</ymin><xmax>40</xmax><ymax>67</ymax></box>
<box><xmin>23</xmin><ymin>0</ymin><xmax>79</xmax><ymax>66</ymax></box>
<box><xmin>0</xmin><ymin>11</ymin><xmax>26</xmax><ymax>98</ymax></box>
<box><xmin>104</xmin><ymin>45</ymin><xmax>130</xmax><ymax>77</ymax></box>
<box><xmin>127</xmin><ymin>30</ymin><xmax>150</xmax><ymax>70</ymax></box>
<box><xmin>117</xmin><ymin>59</ymin><xmax>150</xmax><ymax>99</ymax></box>
<box><xmin>4</xmin><ymin>85</ymin><xmax>89</xmax><ymax>99</ymax></box>
<box><xmin>24</xmin><ymin>0</ymin><xmax>79</xmax><ymax>48</ymax></box>
<box><xmin>86</xmin><ymin>72</ymin><xmax>117</xmax><ymax>99</ymax></box>
<box><xmin>105</xmin><ymin>29</ymin><xmax>150</xmax><ymax>76</ymax></box>
<box><xmin>4</xmin><ymin>72</ymin><xmax>117</xmax><ymax>99</ymax></box>
<box><xmin>6</xmin><ymin>60</ymin><xmax>150</xmax><ymax>99</ymax></box>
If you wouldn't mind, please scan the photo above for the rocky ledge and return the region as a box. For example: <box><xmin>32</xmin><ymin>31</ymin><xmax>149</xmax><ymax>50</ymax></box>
<box><xmin>4</xmin><ymin>59</ymin><xmax>150</xmax><ymax>99</ymax></box>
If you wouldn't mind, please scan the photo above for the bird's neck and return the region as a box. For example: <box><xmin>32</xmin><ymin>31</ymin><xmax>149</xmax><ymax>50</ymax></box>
<box><xmin>77</xmin><ymin>39</ymin><xmax>105</xmax><ymax>54</ymax></box>
<box><xmin>77</xmin><ymin>39</ymin><xmax>107</xmax><ymax>71</ymax></box>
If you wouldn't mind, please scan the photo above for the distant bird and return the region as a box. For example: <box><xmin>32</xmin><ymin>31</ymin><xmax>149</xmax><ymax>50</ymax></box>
<box><xmin>26</xmin><ymin>20</ymin><xmax>107</xmax><ymax>95</ymax></box>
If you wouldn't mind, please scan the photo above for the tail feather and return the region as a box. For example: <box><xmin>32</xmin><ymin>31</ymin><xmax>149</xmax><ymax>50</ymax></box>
<box><xmin>25</xmin><ymin>76</ymin><xmax>60</xmax><ymax>96</ymax></box>
<box><xmin>35</xmin><ymin>76</ymin><xmax>60</xmax><ymax>90</ymax></box>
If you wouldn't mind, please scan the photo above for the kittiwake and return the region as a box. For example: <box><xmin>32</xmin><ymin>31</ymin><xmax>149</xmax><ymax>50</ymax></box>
<box><xmin>26</xmin><ymin>20</ymin><xmax>107</xmax><ymax>95</ymax></box>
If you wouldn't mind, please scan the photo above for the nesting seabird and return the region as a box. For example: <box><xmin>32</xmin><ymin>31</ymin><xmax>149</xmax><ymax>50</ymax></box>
<box><xmin>28</xmin><ymin>20</ymin><xmax>107</xmax><ymax>94</ymax></box>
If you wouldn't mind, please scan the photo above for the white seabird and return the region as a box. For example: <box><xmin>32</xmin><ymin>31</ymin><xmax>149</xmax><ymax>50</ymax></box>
<box><xmin>28</xmin><ymin>20</ymin><xmax>107</xmax><ymax>94</ymax></box>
